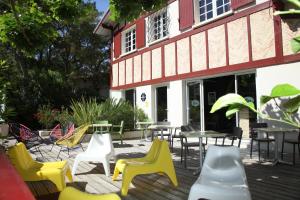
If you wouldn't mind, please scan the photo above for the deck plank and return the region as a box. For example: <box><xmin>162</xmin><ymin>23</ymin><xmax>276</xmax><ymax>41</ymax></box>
<box><xmin>16</xmin><ymin>137</ymin><xmax>300</xmax><ymax>200</ymax></box>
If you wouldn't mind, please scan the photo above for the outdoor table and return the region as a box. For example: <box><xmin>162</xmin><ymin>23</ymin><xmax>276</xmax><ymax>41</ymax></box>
<box><xmin>90</xmin><ymin>124</ymin><xmax>112</xmax><ymax>133</ymax></box>
<box><xmin>136</xmin><ymin>121</ymin><xmax>154</xmax><ymax>141</ymax></box>
<box><xmin>181</xmin><ymin>130</ymin><xmax>227</xmax><ymax>173</ymax></box>
<box><xmin>148</xmin><ymin>124</ymin><xmax>175</xmax><ymax>141</ymax></box>
<box><xmin>254</xmin><ymin>127</ymin><xmax>298</xmax><ymax>165</ymax></box>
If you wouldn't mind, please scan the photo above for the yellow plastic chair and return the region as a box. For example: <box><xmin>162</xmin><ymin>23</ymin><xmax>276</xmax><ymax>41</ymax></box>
<box><xmin>55</xmin><ymin>124</ymin><xmax>90</xmax><ymax>159</ymax></box>
<box><xmin>58</xmin><ymin>187</ymin><xmax>121</xmax><ymax>200</ymax></box>
<box><xmin>7</xmin><ymin>142</ymin><xmax>73</xmax><ymax>191</ymax></box>
<box><xmin>112</xmin><ymin>139</ymin><xmax>178</xmax><ymax>196</ymax></box>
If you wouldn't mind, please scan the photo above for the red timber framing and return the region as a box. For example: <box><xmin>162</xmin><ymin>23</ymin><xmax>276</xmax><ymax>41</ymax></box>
<box><xmin>110</xmin><ymin>1</ymin><xmax>300</xmax><ymax>90</ymax></box>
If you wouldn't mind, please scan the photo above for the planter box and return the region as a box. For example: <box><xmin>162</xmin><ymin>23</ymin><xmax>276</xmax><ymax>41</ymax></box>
<box><xmin>38</xmin><ymin>130</ymin><xmax>52</xmax><ymax>137</ymax></box>
<box><xmin>111</xmin><ymin>130</ymin><xmax>143</xmax><ymax>140</ymax></box>
<box><xmin>0</xmin><ymin>123</ymin><xmax>9</xmax><ymax>137</ymax></box>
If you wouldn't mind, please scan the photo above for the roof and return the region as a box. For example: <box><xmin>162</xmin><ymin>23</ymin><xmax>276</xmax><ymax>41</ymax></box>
<box><xmin>93</xmin><ymin>9</ymin><xmax>116</xmax><ymax>39</ymax></box>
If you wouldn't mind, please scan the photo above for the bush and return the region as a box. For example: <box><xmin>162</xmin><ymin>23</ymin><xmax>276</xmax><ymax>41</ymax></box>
<box><xmin>70</xmin><ymin>98</ymin><xmax>148</xmax><ymax>130</ymax></box>
<box><xmin>35</xmin><ymin>104</ymin><xmax>59</xmax><ymax>129</ymax></box>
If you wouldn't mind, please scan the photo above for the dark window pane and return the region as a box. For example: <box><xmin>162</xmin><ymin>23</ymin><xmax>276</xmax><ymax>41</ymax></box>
<box><xmin>225</xmin><ymin>4</ymin><xmax>230</xmax><ymax>12</ymax></box>
<box><xmin>200</xmin><ymin>14</ymin><xmax>206</xmax><ymax>22</ymax></box>
<box><xmin>207</xmin><ymin>11</ymin><xmax>213</xmax><ymax>19</ymax></box>
<box><xmin>217</xmin><ymin>7</ymin><xmax>223</xmax><ymax>15</ymax></box>
<box><xmin>207</xmin><ymin>3</ymin><xmax>213</xmax><ymax>11</ymax></box>
<box><xmin>217</xmin><ymin>0</ymin><xmax>223</xmax><ymax>7</ymax></box>
<box><xmin>200</xmin><ymin>7</ymin><xmax>205</xmax><ymax>13</ymax></box>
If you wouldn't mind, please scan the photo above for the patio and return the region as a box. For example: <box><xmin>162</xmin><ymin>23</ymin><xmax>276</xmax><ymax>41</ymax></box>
<box><xmin>16</xmin><ymin>137</ymin><xmax>300</xmax><ymax>200</ymax></box>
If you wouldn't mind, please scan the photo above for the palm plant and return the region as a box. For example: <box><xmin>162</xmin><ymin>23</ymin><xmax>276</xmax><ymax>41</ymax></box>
<box><xmin>71</xmin><ymin>97</ymin><xmax>101</xmax><ymax>125</ymax></box>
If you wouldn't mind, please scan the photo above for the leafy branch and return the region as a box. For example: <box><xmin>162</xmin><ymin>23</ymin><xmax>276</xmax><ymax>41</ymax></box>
<box><xmin>273</xmin><ymin>0</ymin><xmax>300</xmax><ymax>53</ymax></box>
<box><xmin>210</xmin><ymin>84</ymin><xmax>300</xmax><ymax>128</ymax></box>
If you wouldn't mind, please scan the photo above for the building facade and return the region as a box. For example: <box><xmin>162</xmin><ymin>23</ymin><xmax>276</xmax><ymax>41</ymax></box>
<box><xmin>95</xmin><ymin>0</ymin><xmax>300</xmax><ymax>134</ymax></box>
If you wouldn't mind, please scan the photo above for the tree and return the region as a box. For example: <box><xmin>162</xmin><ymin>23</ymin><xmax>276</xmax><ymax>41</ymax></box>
<box><xmin>0</xmin><ymin>0</ymin><xmax>110</xmax><ymax>127</ymax></box>
<box><xmin>109</xmin><ymin>0</ymin><xmax>168</xmax><ymax>22</ymax></box>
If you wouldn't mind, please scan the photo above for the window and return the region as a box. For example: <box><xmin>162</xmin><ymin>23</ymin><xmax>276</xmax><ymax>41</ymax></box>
<box><xmin>147</xmin><ymin>9</ymin><xmax>170</xmax><ymax>43</ymax></box>
<box><xmin>123</xmin><ymin>27</ymin><xmax>136</xmax><ymax>54</ymax></box>
<box><xmin>198</xmin><ymin>0</ymin><xmax>231</xmax><ymax>23</ymax></box>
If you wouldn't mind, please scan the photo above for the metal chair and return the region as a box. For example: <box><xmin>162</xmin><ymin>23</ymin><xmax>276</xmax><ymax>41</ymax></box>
<box><xmin>281</xmin><ymin>129</ymin><xmax>300</xmax><ymax>165</ymax></box>
<box><xmin>249</xmin><ymin>122</ymin><xmax>274</xmax><ymax>161</ymax></box>
<box><xmin>180</xmin><ymin>125</ymin><xmax>206</xmax><ymax>168</ymax></box>
<box><xmin>222</xmin><ymin>127</ymin><xmax>243</xmax><ymax>147</ymax></box>
<box><xmin>110</xmin><ymin>121</ymin><xmax>124</xmax><ymax>144</ymax></box>
<box><xmin>8</xmin><ymin>123</ymin><xmax>44</xmax><ymax>157</ymax></box>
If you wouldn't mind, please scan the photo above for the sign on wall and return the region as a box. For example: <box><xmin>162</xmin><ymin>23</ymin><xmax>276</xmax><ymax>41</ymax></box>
<box><xmin>141</xmin><ymin>93</ymin><xmax>146</xmax><ymax>102</ymax></box>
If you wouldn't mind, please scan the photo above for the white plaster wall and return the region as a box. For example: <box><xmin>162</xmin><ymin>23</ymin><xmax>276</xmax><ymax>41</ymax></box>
<box><xmin>256</xmin><ymin>62</ymin><xmax>300</xmax><ymax>152</ymax></box>
<box><xmin>136</xmin><ymin>85</ymin><xmax>155</xmax><ymax>121</ymax></box>
<box><xmin>110</xmin><ymin>90</ymin><xmax>124</xmax><ymax>100</ymax></box>
<box><xmin>167</xmin><ymin>80</ymin><xmax>186</xmax><ymax>126</ymax></box>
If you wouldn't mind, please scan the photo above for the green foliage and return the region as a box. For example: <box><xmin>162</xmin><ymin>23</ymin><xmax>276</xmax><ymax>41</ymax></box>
<box><xmin>210</xmin><ymin>83</ymin><xmax>300</xmax><ymax>128</ymax></box>
<box><xmin>109</xmin><ymin>0</ymin><xmax>168</xmax><ymax>22</ymax></box>
<box><xmin>135</xmin><ymin>108</ymin><xmax>149</xmax><ymax>122</ymax></box>
<box><xmin>36</xmin><ymin>104</ymin><xmax>59</xmax><ymax>129</ymax></box>
<box><xmin>0</xmin><ymin>60</ymin><xmax>15</xmax><ymax>122</ymax></box>
<box><xmin>0</xmin><ymin>0</ymin><xmax>110</xmax><ymax>127</ymax></box>
<box><xmin>71</xmin><ymin>97</ymin><xmax>101</xmax><ymax>125</ymax></box>
<box><xmin>70</xmin><ymin>98</ymin><xmax>148</xmax><ymax>130</ymax></box>
<box><xmin>55</xmin><ymin>107</ymin><xmax>73</xmax><ymax>129</ymax></box>
<box><xmin>274</xmin><ymin>0</ymin><xmax>300</xmax><ymax>53</ymax></box>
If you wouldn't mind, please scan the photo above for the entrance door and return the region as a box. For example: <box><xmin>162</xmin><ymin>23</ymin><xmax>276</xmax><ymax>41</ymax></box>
<box><xmin>125</xmin><ymin>89</ymin><xmax>136</xmax><ymax>108</ymax></box>
<box><xmin>187</xmin><ymin>82</ymin><xmax>201</xmax><ymax>128</ymax></box>
<box><xmin>156</xmin><ymin>86</ymin><xmax>168</xmax><ymax>122</ymax></box>
<box><xmin>204</xmin><ymin>75</ymin><xmax>235</xmax><ymax>132</ymax></box>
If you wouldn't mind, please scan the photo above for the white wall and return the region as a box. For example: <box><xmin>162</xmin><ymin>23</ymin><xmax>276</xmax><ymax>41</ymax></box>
<box><xmin>110</xmin><ymin>90</ymin><xmax>124</xmax><ymax>100</ymax></box>
<box><xmin>168</xmin><ymin>80</ymin><xmax>186</xmax><ymax>126</ymax></box>
<box><xmin>136</xmin><ymin>85</ymin><xmax>155</xmax><ymax>121</ymax></box>
<box><xmin>256</xmin><ymin>62</ymin><xmax>300</xmax><ymax>152</ymax></box>
<box><xmin>256</xmin><ymin>62</ymin><xmax>300</xmax><ymax>128</ymax></box>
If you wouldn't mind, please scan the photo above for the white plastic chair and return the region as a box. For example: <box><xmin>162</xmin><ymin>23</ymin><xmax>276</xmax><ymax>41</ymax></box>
<box><xmin>72</xmin><ymin>133</ymin><xmax>115</xmax><ymax>177</ymax></box>
<box><xmin>188</xmin><ymin>145</ymin><xmax>251</xmax><ymax>200</ymax></box>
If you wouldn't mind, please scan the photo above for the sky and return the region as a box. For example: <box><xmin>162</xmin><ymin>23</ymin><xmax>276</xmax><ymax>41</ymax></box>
<box><xmin>95</xmin><ymin>0</ymin><xmax>109</xmax><ymax>12</ymax></box>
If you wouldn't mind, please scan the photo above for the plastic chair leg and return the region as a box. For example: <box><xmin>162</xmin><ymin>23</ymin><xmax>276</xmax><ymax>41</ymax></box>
<box><xmin>66</xmin><ymin>167</ymin><xmax>73</xmax><ymax>182</ymax></box>
<box><xmin>112</xmin><ymin>167</ymin><xmax>120</xmax><ymax>181</ymax></box>
<box><xmin>72</xmin><ymin>157</ymin><xmax>80</xmax><ymax>176</ymax></box>
<box><xmin>121</xmin><ymin>172</ymin><xmax>134</xmax><ymax>196</ymax></box>
<box><xmin>102</xmin><ymin>158</ymin><xmax>111</xmax><ymax>177</ymax></box>
<box><xmin>163</xmin><ymin>170</ymin><xmax>178</xmax><ymax>187</ymax></box>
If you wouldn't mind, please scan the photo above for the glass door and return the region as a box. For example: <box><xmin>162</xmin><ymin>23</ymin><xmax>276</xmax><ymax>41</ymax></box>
<box><xmin>187</xmin><ymin>82</ymin><xmax>201</xmax><ymax>128</ymax></box>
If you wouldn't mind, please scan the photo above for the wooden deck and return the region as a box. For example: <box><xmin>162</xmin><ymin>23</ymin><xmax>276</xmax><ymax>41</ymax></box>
<box><xmin>20</xmin><ymin>137</ymin><xmax>300</xmax><ymax>200</ymax></box>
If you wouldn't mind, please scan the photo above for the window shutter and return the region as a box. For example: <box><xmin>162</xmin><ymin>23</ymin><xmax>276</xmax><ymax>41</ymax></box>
<box><xmin>136</xmin><ymin>18</ymin><xmax>145</xmax><ymax>49</ymax></box>
<box><xmin>114</xmin><ymin>31</ymin><xmax>121</xmax><ymax>58</ymax></box>
<box><xmin>179</xmin><ymin>0</ymin><xmax>194</xmax><ymax>31</ymax></box>
<box><xmin>231</xmin><ymin>0</ymin><xmax>255</xmax><ymax>10</ymax></box>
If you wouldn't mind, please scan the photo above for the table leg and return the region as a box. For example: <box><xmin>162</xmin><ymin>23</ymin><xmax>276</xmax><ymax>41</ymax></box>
<box><xmin>192</xmin><ymin>137</ymin><xmax>203</xmax><ymax>176</ymax></box>
<box><xmin>160</xmin><ymin>129</ymin><xmax>164</xmax><ymax>140</ymax></box>
<box><xmin>199</xmin><ymin>137</ymin><xmax>203</xmax><ymax>168</ymax></box>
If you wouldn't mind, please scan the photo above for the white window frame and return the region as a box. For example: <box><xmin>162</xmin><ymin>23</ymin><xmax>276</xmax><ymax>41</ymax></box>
<box><xmin>193</xmin><ymin>0</ymin><xmax>232</xmax><ymax>27</ymax></box>
<box><xmin>147</xmin><ymin>8</ymin><xmax>170</xmax><ymax>45</ymax></box>
<box><xmin>121</xmin><ymin>26</ymin><xmax>136</xmax><ymax>55</ymax></box>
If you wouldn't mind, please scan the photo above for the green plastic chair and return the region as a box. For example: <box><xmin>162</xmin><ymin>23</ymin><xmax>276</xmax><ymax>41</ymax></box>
<box><xmin>93</xmin><ymin>120</ymin><xmax>110</xmax><ymax>133</ymax></box>
<box><xmin>110</xmin><ymin>121</ymin><xmax>124</xmax><ymax>144</ymax></box>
